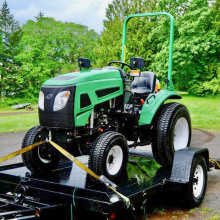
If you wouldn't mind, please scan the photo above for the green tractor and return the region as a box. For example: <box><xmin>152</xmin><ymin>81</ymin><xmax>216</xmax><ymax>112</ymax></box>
<box><xmin>22</xmin><ymin>12</ymin><xmax>191</xmax><ymax>182</ymax></box>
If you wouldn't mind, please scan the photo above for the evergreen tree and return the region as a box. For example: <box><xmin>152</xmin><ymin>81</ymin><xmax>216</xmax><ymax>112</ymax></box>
<box><xmin>0</xmin><ymin>0</ymin><xmax>20</xmax><ymax>97</ymax></box>
<box><xmin>35</xmin><ymin>11</ymin><xmax>44</xmax><ymax>20</ymax></box>
<box><xmin>0</xmin><ymin>0</ymin><xmax>20</xmax><ymax>39</ymax></box>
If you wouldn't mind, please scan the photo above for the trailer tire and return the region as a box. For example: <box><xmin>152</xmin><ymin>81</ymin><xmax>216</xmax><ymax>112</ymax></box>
<box><xmin>89</xmin><ymin>131</ymin><xmax>128</xmax><ymax>182</ymax></box>
<box><xmin>152</xmin><ymin>103</ymin><xmax>191</xmax><ymax>167</ymax></box>
<box><xmin>182</xmin><ymin>155</ymin><xmax>207</xmax><ymax>208</ymax></box>
<box><xmin>22</xmin><ymin>126</ymin><xmax>60</xmax><ymax>175</ymax></box>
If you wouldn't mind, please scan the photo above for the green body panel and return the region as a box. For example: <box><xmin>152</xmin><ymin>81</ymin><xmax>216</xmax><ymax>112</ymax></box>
<box><xmin>74</xmin><ymin>78</ymin><xmax>123</xmax><ymax>126</ymax></box>
<box><xmin>139</xmin><ymin>90</ymin><xmax>181</xmax><ymax>125</ymax></box>
<box><xmin>43</xmin><ymin>68</ymin><xmax>123</xmax><ymax>127</ymax></box>
<box><xmin>44</xmin><ymin>69</ymin><xmax>121</xmax><ymax>86</ymax></box>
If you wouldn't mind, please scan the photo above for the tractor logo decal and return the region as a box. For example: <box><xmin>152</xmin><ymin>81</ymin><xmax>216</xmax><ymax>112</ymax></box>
<box><xmin>46</xmin><ymin>94</ymin><xmax>53</xmax><ymax>100</ymax></box>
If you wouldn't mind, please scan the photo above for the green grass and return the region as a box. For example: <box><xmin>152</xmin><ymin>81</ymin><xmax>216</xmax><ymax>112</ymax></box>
<box><xmin>0</xmin><ymin>105</ymin><xmax>38</xmax><ymax>114</ymax></box>
<box><xmin>166</xmin><ymin>94</ymin><xmax>220</xmax><ymax>131</ymax></box>
<box><xmin>0</xmin><ymin>113</ymin><xmax>39</xmax><ymax>133</ymax></box>
<box><xmin>0</xmin><ymin>97</ymin><xmax>38</xmax><ymax>113</ymax></box>
<box><xmin>0</xmin><ymin>97</ymin><xmax>39</xmax><ymax>132</ymax></box>
<box><xmin>0</xmin><ymin>94</ymin><xmax>219</xmax><ymax>133</ymax></box>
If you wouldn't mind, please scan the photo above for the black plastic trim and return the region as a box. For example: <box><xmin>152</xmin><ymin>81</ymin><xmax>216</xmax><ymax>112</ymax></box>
<box><xmin>39</xmin><ymin>85</ymin><xmax>75</xmax><ymax>128</ymax></box>
<box><xmin>80</xmin><ymin>93</ymin><xmax>91</xmax><ymax>108</ymax></box>
<box><xmin>96</xmin><ymin>87</ymin><xmax>120</xmax><ymax>98</ymax></box>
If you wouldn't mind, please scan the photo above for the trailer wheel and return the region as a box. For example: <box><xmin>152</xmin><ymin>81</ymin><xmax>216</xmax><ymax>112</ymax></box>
<box><xmin>89</xmin><ymin>131</ymin><xmax>128</xmax><ymax>182</ymax></box>
<box><xmin>183</xmin><ymin>155</ymin><xmax>207</xmax><ymax>208</ymax></box>
<box><xmin>22</xmin><ymin>126</ymin><xmax>59</xmax><ymax>174</ymax></box>
<box><xmin>152</xmin><ymin>103</ymin><xmax>191</xmax><ymax>167</ymax></box>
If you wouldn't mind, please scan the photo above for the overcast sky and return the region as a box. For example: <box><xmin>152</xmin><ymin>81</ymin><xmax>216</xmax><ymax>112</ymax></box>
<box><xmin>5</xmin><ymin>0</ymin><xmax>113</xmax><ymax>33</ymax></box>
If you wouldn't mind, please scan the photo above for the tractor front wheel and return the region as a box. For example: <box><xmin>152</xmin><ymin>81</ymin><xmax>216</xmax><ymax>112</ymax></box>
<box><xmin>152</xmin><ymin>103</ymin><xmax>191</xmax><ymax>167</ymax></box>
<box><xmin>22</xmin><ymin>126</ymin><xmax>60</xmax><ymax>175</ymax></box>
<box><xmin>89</xmin><ymin>131</ymin><xmax>128</xmax><ymax>182</ymax></box>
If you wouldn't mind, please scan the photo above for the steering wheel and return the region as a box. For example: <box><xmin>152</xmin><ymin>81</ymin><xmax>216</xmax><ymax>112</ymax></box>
<box><xmin>108</xmin><ymin>61</ymin><xmax>133</xmax><ymax>70</ymax></box>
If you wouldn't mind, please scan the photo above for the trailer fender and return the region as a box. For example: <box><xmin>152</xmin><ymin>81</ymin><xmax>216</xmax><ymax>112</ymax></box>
<box><xmin>139</xmin><ymin>90</ymin><xmax>181</xmax><ymax>125</ymax></box>
<box><xmin>168</xmin><ymin>147</ymin><xmax>209</xmax><ymax>184</ymax></box>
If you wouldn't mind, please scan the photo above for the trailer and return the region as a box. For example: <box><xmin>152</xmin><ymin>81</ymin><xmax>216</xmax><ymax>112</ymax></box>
<box><xmin>0</xmin><ymin>147</ymin><xmax>209</xmax><ymax>220</ymax></box>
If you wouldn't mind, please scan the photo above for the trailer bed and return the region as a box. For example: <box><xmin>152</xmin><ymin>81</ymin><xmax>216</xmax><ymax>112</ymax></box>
<box><xmin>0</xmin><ymin>147</ymin><xmax>208</xmax><ymax>219</ymax></box>
<box><xmin>0</xmin><ymin>151</ymin><xmax>170</xmax><ymax>219</ymax></box>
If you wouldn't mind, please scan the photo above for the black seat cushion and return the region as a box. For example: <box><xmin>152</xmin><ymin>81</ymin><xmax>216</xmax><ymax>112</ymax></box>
<box><xmin>131</xmin><ymin>71</ymin><xmax>156</xmax><ymax>95</ymax></box>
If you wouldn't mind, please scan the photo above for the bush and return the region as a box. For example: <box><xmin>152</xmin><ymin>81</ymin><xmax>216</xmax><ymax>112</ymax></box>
<box><xmin>188</xmin><ymin>78</ymin><xmax>220</xmax><ymax>96</ymax></box>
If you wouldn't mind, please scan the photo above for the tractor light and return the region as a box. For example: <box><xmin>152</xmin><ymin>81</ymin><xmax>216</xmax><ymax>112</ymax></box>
<box><xmin>38</xmin><ymin>91</ymin><xmax>44</xmax><ymax>111</ymax></box>
<box><xmin>53</xmin><ymin>91</ymin><xmax>70</xmax><ymax>111</ymax></box>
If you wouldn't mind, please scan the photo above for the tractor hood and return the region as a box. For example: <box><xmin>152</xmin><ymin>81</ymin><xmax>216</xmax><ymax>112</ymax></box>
<box><xmin>43</xmin><ymin>68</ymin><xmax>121</xmax><ymax>86</ymax></box>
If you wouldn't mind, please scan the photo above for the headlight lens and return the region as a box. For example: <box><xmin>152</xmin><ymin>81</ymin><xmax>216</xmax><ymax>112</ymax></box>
<box><xmin>38</xmin><ymin>91</ymin><xmax>44</xmax><ymax>111</ymax></box>
<box><xmin>53</xmin><ymin>91</ymin><xmax>70</xmax><ymax>111</ymax></box>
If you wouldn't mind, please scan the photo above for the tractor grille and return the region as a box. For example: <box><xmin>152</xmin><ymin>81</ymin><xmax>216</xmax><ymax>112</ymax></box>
<box><xmin>39</xmin><ymin>85</ymin><xmax>75</xmax><ymax>128</ymax></box>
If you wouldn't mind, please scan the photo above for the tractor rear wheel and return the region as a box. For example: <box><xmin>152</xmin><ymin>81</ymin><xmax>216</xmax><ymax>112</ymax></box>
<box><xmin>89</xmin><ymin>131</ymin><xmax>128</xmax><ymax>182</ymax></box>
<box><xmin>152</xmin><ymin>103</ymin><xmax>191</xmax><ymax>167</ymax></box>
<box><xmin>22</xmin><ymin>126</ymin><xmax>60</xmax><ymax>175</ymax></box>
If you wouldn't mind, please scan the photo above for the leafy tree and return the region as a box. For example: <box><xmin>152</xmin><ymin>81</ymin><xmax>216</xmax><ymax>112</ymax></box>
<box><xmin>95</xmin><ymin>0</ymin><xmax>158</xmax><ymax>67</ymax></box>
<box><xmin>96</xmin><ymin>0</ymin><xmax>220</xmax><ymax>95</ymax></box>
<box><xmin>16</xmin><ymin>17</ymin><xmax>98</xmax><ymax>97</ymax></box>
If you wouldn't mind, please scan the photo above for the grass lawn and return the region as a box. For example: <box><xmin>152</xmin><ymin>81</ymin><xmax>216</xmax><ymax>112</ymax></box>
<box><xmin>0</xmin><ymin>97</ymin><xmax>39</xmax><ymax>132</ymax></box>
<box><xmin>166</xmin><ymin>94</ymin><xmax>220</xmax><ymax>131</ymax></box>
<box><xmin>0</xmin><ymin>113</ymin><xmax>39</xmax><ymax>133</ymax></box>
<box><xmin>0</xmin><ymin>97</ymin><xmax>38</xmax><ymax>114</ymax></box>
<box><xmin>0</xmin><ymin>104</ymin><xmax>38</xmax><ymax>114</ymax></box>
<box><xmin>0</xmin><ymin>94</ymin><xmax>219</xmax><ymax>133</ymax></box>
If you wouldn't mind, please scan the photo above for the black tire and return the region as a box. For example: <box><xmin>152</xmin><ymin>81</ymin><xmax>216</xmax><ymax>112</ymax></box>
<box><xmin>22</xmin><ymin>126</ymin><xmax>60</xmax><ymax>174</ymax></box>
<box><xmin>152</xmin><ymin>103</ymin><xmax>191</xmax><ymax>167</ymax></box>
<box><xmin>89</xmin><ymin>131</ymin><xmax>128</xmax><ymax>182</ymax></box>
<box><xmin>182</xmin><ymin>155</ymin><xmax>207</xmax><ymax>208</ymax></box>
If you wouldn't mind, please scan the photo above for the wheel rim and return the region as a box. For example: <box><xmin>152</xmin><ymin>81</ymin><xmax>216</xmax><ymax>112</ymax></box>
<box><xmin>106</xmin><ymin>145</ymin><xmax>123</xmax><ymax>175</ymax></box>
<box><xmin>193</xmin><ymin>164</ymin><xmax>204</xmax><ymax>198</ymax></box>
<box><xmin>173</xmin><ymin>117</ymin><xmax>189</xmax><ymax>151</ymax></box>
<box><xmin>38</xmin><ymin>144</ymin><xmax>52</xmax><ymax>164</ymax></box>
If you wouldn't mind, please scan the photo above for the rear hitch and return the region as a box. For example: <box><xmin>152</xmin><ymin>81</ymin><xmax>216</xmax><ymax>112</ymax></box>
<box><xmin>14</xmin><ymin>185</ymin><xmax>28</xmax><ymax>204</ymax></box>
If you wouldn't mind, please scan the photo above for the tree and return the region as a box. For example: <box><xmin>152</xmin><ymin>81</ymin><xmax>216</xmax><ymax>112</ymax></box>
<box><xmin>16</xmin><ymin>17</ymin><xmax>98</xmax><ymax>97</ymax></box>
<box><xmin>152</xmin><ymin>0</ymin><xmax>220</xmax><ymax>95</ymax></box>
<box><xmin>35</xmin><ymin>11</ymin><xmax>44</xmax><ymax>20</ymax></box>
<box><xmin>96</xmin><ymin>0</ymin><xmax>220</xmax><ymax>95</ymax></box>
<box><xmin>0</xmin><ymin>0</ymin><xmax>20</xmax><ymax>98</ymax></box>
<box><xmin>0</xmin><ymin>0</ymin><xmax>20</xmax><ymax>38</ymax></box>
<box><xmin>95</xmin><ymin>0</ymin><xmax>158</xmax><ymax>67</ymax></box>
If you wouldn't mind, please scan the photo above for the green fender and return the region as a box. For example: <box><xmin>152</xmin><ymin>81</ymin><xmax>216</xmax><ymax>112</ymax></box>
<box><xmin>139</xmin><ymin>90</ymin><xmax>181</xmax><ymax>125</ymax></box>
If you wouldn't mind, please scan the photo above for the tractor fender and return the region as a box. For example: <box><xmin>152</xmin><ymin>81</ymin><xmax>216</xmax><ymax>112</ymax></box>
<box><xmin>139</xmin><ymin>90</ymin><xmax>181</xmax><ymax>125</ymax></box>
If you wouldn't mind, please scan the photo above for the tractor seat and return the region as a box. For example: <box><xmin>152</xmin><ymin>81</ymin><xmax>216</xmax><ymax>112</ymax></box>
<box><xmin>131</xmin><ymin>71</ymin><xmax>156</xmax><ymax>96</ymax></box>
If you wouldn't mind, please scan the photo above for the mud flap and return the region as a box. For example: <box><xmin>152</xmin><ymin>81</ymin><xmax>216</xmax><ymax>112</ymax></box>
<box><xmin>168</xmin><ymin>147</ymin><xmax>209</xmax><ymax>184</ymax></box>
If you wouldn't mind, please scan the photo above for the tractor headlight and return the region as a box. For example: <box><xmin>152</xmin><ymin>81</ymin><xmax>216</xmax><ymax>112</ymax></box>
<box><xmin>38</xmin><ymin>91</ymin><xmax>44</xmax><ymax>111</ymax></box>
<box><xmin>53</xmin><ymin>91</ymin><xmax>70</xmax><ymax>111</ymax></box>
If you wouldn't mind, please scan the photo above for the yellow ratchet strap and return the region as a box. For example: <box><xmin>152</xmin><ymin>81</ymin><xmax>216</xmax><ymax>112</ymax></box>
<box><xmin>48</xmin><ymin>140</ymin><xmax>130</xmax><ymax>205</ymax></box>
<box><xmin>209</xmin><ymin>158</ymin><xmax>220</xmax><ymax>169</ymax></box>
<box><xmin>0</xmin><ymin>141</ymin><xmax>46</xmax><ymax>163</ymax></box>
<box><xmin>48</xmin><ymin>140</ymin><xmax>100</xmax><ymax>181</ymax></box>
<box><xmin>0</xmin><ymin>139</ymin><xmax>130</xmax><ymax>206</ymax></box>
<box><xmin>108</xmin><ymin>185</ymin><xmax>130</xmax><ymax>205</ymax></box>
